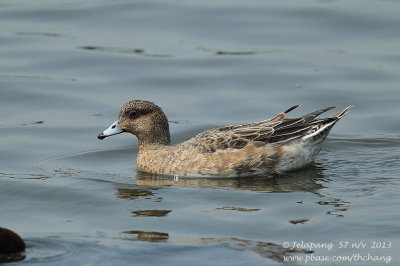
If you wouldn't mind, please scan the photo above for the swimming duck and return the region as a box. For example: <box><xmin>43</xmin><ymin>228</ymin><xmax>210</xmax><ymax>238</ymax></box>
<box><xmin>98</xmin><ymin>100</ymin><xmax>351</xmax><ymax>177</ymax></box>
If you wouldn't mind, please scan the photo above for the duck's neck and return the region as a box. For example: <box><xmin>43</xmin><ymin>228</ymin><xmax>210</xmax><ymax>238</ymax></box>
<box><xmin>136</xmin><ymin>113</ymin><xmax>171</xmax><ymax>150</ymax></box>
<box><xmin>138</xmin><ymin>136</ymin><xmax>170</xmax><ymax>148</ymax></box>
<box><xmin>137</xmin><ymin>130</ymin><xmax>171</xmax><ymax>151</ymax></box>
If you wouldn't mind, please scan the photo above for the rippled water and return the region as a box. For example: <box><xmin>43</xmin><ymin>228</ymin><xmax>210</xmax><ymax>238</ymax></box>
<box><xmin>1</xmin><ymin>0</ymin><xmax>399</xmax><ymax>265</ymax></box>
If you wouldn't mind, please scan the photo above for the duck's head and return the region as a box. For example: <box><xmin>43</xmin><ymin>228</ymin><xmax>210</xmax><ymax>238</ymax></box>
<box><xmin>98</xmin><ymin>100</ymin><xmax>170</xmax><ymax>145</ymax></box>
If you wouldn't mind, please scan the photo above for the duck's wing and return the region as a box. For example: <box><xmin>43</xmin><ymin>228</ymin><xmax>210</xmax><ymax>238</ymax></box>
<box><xmin>194</xmin><ymin>105</ymin><xmax>350</xmax><ymax>153</ymax></box>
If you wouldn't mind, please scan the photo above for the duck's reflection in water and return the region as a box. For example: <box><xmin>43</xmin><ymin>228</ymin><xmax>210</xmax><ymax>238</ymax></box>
<box><xmin>122</xmin><ymin>231</ymin><xmax>169</xmax><ymax>243</ymax></box>
<box><xmin>120</xmin><ymin>230</ymin><xmax>312</xmax><ymax>263</ymax></box>
<box><xmin>135</xmin><ymin>165</ymin><xmax>326</xmax><ymax>193</ymax></box>
<box><xmin>132</xmin><ymin>164</ymin><xmax>350</xmax><ymax>217</ymax></box>
<box><xmin>115</xmin><ymin>187</ymin><xmax>154</xmax><ymax>200</ymax></box>
<box><xmin>115</xmin><ymin>165</ymin><xmax>350</xmax><ymax>263</ymax></box>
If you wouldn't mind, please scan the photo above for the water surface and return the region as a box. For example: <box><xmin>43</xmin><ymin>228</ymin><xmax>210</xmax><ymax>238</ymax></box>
<box><xmin>1</xmin><ymin>0</ymin><xmax>399</xmax><ymax>265</ymax></box>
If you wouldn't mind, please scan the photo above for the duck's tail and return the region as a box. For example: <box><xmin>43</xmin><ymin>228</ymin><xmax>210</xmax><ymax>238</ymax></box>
<box><xmin>302</xmin><ymin>105</ymin><xmax>352</xmax><ymax>142</ymax></box>
<box><xmin>273</xmin><ymin>106</ymin><xmax>352</xmax><ymax>172</ymax></box>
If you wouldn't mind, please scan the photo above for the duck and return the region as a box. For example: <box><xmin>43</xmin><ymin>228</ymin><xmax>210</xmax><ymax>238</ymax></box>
<box><xmin>98</xmin><ymin>100</ymin><xmax>351</xmax><ymax>177</ymax></box>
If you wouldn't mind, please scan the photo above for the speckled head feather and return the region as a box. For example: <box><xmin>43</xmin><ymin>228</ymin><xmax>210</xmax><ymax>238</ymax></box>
<box><xmin>98</xmin><ymin>101</ymin><xmax>351</xmax><ymax>177</ymax></box>
<box><xmin>118</xmin><ymin>100</ymin><xmax>170</xmax><ymax>146</ymax></box>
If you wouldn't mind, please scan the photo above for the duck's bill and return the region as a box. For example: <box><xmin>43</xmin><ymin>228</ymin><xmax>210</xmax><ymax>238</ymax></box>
<box><xmin>98</xmin><ymin>120</ymin><xmax>124</xmax><ymax>140</ymax></box>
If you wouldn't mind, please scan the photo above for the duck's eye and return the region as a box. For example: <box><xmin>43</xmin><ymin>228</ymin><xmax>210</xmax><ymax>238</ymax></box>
<box><xmin>128</xmin><ymin>111</ymin><xmax>140</xmax><ymax>119</ymax></box>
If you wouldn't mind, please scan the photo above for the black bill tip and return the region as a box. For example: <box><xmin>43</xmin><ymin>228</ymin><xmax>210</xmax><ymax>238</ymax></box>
<box><xmin>97</xmin><ymin>133</ymin><xmax>106</xmax><ymax>140</ymax></box>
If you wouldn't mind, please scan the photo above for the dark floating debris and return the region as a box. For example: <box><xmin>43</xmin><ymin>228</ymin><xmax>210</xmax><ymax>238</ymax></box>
<box><xmin>14</xmin><ymin>31</ymin><xmax>73</xmax><ymax>39</ymax></box>
<box><xmin>80</xmin><ymin>46</ymin><xmax>144</xmax><ymax>54</ymax></box>
<box><xmin>196</xmin><ymin>46</ymin><xmax>283</xmax><ymax>56</ymax></box>
<box><xmin>81</xmin><ymin>46</ymin><xmax>96</xmax><ymax>50</ymax></box>
<box><xmin>289</xmin><ymin>218</ymin><xmax>310</xmax><ymax>224</ymax></box>
<box><xmin>131</xmin><ymin>210</ymin><xmax>172</xmax><ymax>217</ymax></box>
<box><xmin>20</xmin><ymin>120</ymin><xmax>44</xmax><ymax>126</ymax></box>
<box><xmin>216</xmin><ymin>206</ymin><xmax>260</xmax><ymax>212</ymax></box>
<box><xmin>0</xmin><ymin>227</ymin><xmax>25</xmax><ymax>263</ymax></box>
<box><xmin>79</xmin><ymin>46</ymin><xmax>171</xmax><ymax>57</ymax></box>
<box><xmin>0</xmin><ymin>121</ymin><xmax>44</xmax><ymax>127</ymax></box>
<box><xmin>216</xmin><ymin>50</ymin><xmax>256</xmax><ymax>55</ymax></box>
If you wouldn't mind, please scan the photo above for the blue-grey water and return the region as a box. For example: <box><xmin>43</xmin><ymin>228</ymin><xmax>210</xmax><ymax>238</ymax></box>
<box><xmin>1</xmin><ymin>0</ymin><xmax>399</xmax><ymax>265</ymax></box>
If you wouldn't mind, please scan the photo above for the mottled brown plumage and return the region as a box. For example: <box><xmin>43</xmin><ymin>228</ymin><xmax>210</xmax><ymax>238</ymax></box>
<box><xmin>98</xmin><ymin>100</ymin><xmax>351</xmax><ymax>177</ymax></box>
